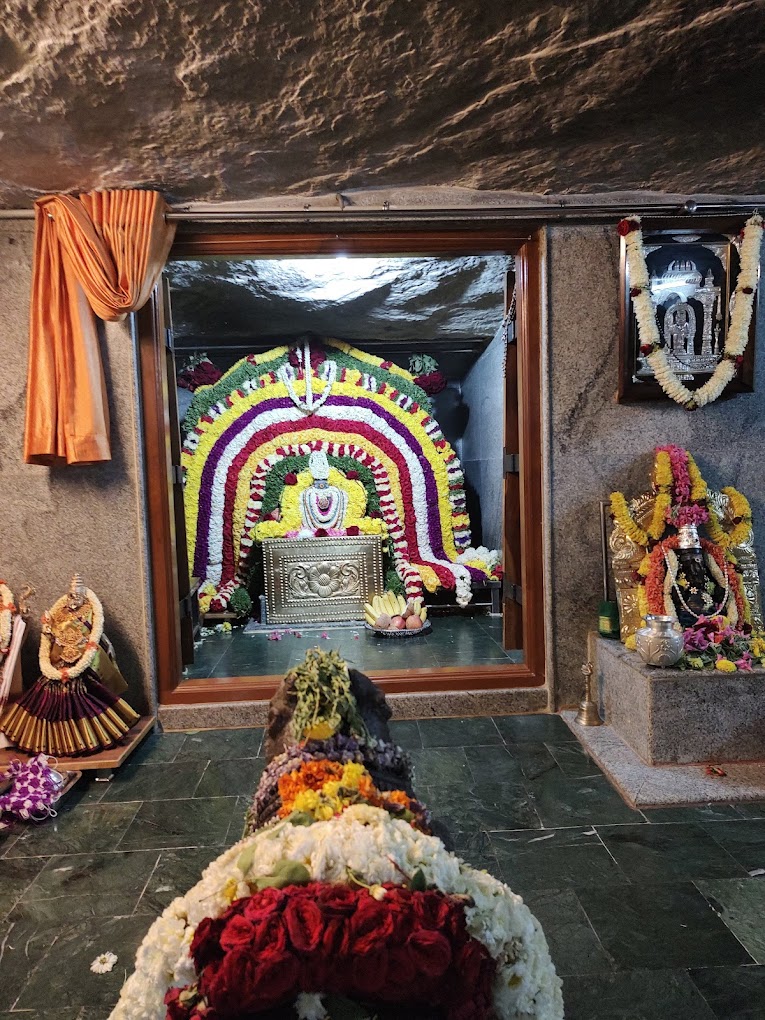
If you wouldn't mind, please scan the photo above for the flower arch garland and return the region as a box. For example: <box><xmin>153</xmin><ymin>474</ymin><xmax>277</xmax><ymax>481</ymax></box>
<box><xmin>183</xmin><ymin>342</ymin><xmax>494</xmax><ymax>610</ymax></box>
<box><xmin>235</xmin><ymin>442</ymin><xmax>422</xmax><ymax>598</ymax></box>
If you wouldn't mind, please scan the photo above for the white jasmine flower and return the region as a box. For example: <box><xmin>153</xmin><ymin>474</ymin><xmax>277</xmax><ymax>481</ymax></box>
<box><xmin>295</xmin><ymin>991</ymin><xmax>328</xmax><ymax>1019</ymax></box>
<box><xmin>90</xmin><ymin>951</ymin><xmax>118</xmax><ymax>974</ymax></box>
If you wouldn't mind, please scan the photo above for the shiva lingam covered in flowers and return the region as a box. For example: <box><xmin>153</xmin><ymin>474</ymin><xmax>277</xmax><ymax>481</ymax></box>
<box><xmin>609</xmin><ymin>445</ymin><xmax>764</xmax><ymax>672</ymax></box>
<box><xmin>110</xmin><ymin>647</ymin><xmax>563</xmax><ymax>1020</ymax></box>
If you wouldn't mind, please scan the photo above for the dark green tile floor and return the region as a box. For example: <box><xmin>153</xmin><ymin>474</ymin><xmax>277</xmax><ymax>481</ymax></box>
<box><xmin>183</xmin><ymin>614</ymin><xmax>521</xmax><ymax>680</ymax></box>
<box><xmin>1</xmin><ymin>715</ymin><xmax>765</xmax><ymax>1018</ymax></box>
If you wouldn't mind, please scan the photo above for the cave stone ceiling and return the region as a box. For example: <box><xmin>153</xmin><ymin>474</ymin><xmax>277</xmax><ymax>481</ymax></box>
<box><xmin>0</xmin><ymin>0</ymin><xmax>764</xmax><ymax>209</ymax></box>
<box><xmin>168</xmin><ymin>256</ymin><xmax>509</xmax><ymax>347</ymax></box>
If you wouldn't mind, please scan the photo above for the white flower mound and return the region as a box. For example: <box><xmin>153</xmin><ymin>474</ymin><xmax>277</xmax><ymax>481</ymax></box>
<box><xmin>110</xmin><ymin>805</ymin><xmax>563</xmax><ymax>1020</ymax></box>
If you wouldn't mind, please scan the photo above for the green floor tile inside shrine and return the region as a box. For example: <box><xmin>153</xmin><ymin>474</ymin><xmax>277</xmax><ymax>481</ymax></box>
<box><xmin>183</xmin><ymin>614</ymin><xmax>521</xmax><ymax>680</ymax></box>
<box><xmin>2</xmin><ymin>714</ymin><xmax>765</xmax><ymax>1019</ymax></box>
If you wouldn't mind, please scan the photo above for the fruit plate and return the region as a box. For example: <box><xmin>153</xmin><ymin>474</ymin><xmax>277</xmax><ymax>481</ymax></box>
<box><xmin>364</xmin><ymin>620</ymin><xmax>432</xmax><ymax>638</ymax></box>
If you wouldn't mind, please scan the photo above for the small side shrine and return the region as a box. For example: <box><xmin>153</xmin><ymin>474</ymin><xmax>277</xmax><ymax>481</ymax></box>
<box><xmin>183</xmin><ymin>338</ymin><xmax>501</xmax><ymax>626</ymax></box>
<box><xmin>597</xmin><ymin>445</ymin><xmax>765</xmax><ymax>766</ymax></box>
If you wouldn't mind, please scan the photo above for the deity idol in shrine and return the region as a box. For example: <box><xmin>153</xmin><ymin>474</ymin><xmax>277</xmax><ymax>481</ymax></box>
<box><xmin>298</xmin><ymin>450</ymin><xmax>348</xmax><ymax>533</ymax></box>
<box><xmin>0</xmin><ymin>575</ymin><xmax>139</xmax><ymax>756</ymax></box>
<box><xmin>609</xmin><ymin>445</ymin><xmax>762</xmax><ymax>645</ymax></box>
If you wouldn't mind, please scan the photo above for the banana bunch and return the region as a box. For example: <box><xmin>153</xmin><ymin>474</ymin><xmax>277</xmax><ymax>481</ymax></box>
<box><xmin>363</xmin><ymin>592</ymin><xmax>428</xmax><ymax>631</ymax></box>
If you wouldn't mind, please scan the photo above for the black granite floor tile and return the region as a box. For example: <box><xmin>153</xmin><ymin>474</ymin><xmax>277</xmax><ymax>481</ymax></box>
<box><xmin>0</xmin><ymin>915</ymin><xmax>61</xmax><ymax>1010</ymax></box>
<box><xmin>735</xmin><ymin>802</ymin><xmax>765</xmax><ymax>820</ymax></box>
<box><xmin>576</xmin><ymin>882</ymin><xmax>755</xmax><ymax>970</ymax></box>
<box><xmin>100</xmin><ymin>760</ymin><xmax>207</xmax><ymax>802</ymax></box>
<box><xmin>689</xmin><ymin>964</ymin><xmax>765</xmax><ymax>1019</ymax></box>
<box><xmin>425</xmin><ymin>780</ymin><xmax>540</xmax><ymax>834</ymax></box>
<box><xmin>410</xmin><ymin>746</ymin><xmax>471</xmax><ymax>786</ymax></box>
<box><xmin>524</xmin><ymin>771</ymin><xmax>643</xmax><ymax>828</ymax></box>
<box><xmin>427</xmin><ymin>822</ymin><xmax>501</xmax><ymax>875</ymax></box>
<box><xmin>126</xmin><ymin>730</ymin><xmax>188</xmax><ymax>765</ymax></box>
<box><xmin>465</xmin><ymin>743</ymin><xmax>526</xmax><ymax>784</ymax></box>
<box><xmin>14</xmin><ymin>913</ymin><xmax>153</xmax><ymax>1014</ymax></box>
<box><xmin>418</xmin><ymin>716</ymin><xmax>501</xmax><ymax>747</ymax></box>
<box><xmin>194</xmin><ymin>757</ymin><xmax>265</xmax><ymax>798</ymax></box>
<box><xmin>6</xmin><ymin>892</ymin><xmax>151</xmax><ymax>926</ymax></box>
<box><xmin>137</xmin><ymin>846</ymin><xmax>222</xmax><ymax>914</ymax></box>
<box><xmin>175</xmin><ymin>727</ymin><xmax>263</xmax><ymax>760</ymax></box>
<box><xmin>545</xmin><ymin>741</ymin><xmax>603</xmax><ymax>778</ymax></box>
<box><xmin>388</xmin><ymin>720</ymin><xmax>422</xmax><ymax>749</ymax></box>
<box><xmin>116</xmin><ymin>797</ymin><xmax>238</xmax><ymax>850</ymax></box>
<box><xmin>0</xmin><ymin>819</ymin><xmax>21</xmax><ymax>848</ymax></box>
<box><xmin>490</xmin><ymin>827</ymin><xmax>629</xmax><ymax>895</ymax></box>
<box><xmin>494</xmin><ymin>713</ymin><xmax>577</xmax><ymax>744</ymax></box>
<box><xmin>522</xmin><ymin>888</ymin><xmax>615</xmax><ymax>977</ymax></box>
<box><xmin>563</xmin><ymin>969</ymin><xmax>717</xmax><ymax>1020</ymax></box>
<box><xmin>4</xmin><ymin>802</ymin><xmax>140</xmax><ymax>858</ymax></box>
<box><xmin>598</xmin><ymin>822</ymin><xmax>748</xmax><ymax>884</ymax></box>
<box><xmin>703</xmin><ymin>819</ymin><xmax>765</xmax><ymax>872</ymax></box>
<box><xmin>22</xmin><ymin>849</ymin><xmax>160</xmax><ymax>910</ymax></box>
<box><xmin>0</xmin><ymin>857</ymin><xmax>49</xmax><ymax>920</ymax></box>
<box><xmin>507</xmin><ymin>741</ymin><xmax>559</xmax><ymax>780</ymax></box>
<box><xmin>695</xmin><ymin>878</ymin><xmax>765</xmax><ymax>964</ymax></box>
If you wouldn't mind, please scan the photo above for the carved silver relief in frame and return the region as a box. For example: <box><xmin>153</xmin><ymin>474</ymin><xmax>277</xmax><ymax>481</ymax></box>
<box><xmin>262</xmin><ymin>535</ymin><xmax>384</xmax><ymax>624</ymax></box>
<box><xmin>618</xmin><ymin>228</ymin><xmax>757</xmax><ymax>402</ymax></box>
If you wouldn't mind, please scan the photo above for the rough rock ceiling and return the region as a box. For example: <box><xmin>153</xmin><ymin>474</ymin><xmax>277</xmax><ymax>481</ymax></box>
<box><xmin>168</xmin><ymin>255</ymin><xmax>508</xmax><ymax>348</ymax></box>
<box><xmin>1</xmin><ymin>1</ymin><xmax>764</xmax><ymax>208</ymax></box>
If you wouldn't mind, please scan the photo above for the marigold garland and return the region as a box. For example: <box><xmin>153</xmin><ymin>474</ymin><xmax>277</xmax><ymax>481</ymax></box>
<box><xmin>706</xmin><ymin>486</ymin><xmax>753</xmax><ymax>549</ymax></box>
<box><xmin>278</xmin><ymin>759</ymin><xmax>430</xmax><ymax>831</ymax></box>
<box><xmin>610</xmin><ymin>448</ymin><xmax>673</xmax><ymax>546</ymax></box>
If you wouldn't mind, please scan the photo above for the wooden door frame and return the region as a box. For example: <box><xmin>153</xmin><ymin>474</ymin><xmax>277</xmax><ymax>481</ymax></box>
<box><xmin>137</xmin><ymin>226</ymin><xmax>546</xmax><ymax>705</ymax></box>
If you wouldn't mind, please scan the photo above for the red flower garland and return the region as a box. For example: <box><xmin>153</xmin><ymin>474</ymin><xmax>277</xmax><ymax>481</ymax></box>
<box><xmin>645</xmin><ymin>536</ymin><xmax>746</xmax><ymax>621</ymax></box>
<box><xmin>168</xmin><ymin>883</ymin><xmax>496</xmax><ymax>1020</ymax></box>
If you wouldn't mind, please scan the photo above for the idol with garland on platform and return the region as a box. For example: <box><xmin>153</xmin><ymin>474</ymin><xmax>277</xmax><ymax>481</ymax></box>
<box><xmin>0</xmin><ymin>575</ymin><xmax>139</xmax><ymax>756</ymax></box>
<box><xmin>609</xmin><ymin>445</ymin><xmax>765</xmax><ymax>671</ymax></box>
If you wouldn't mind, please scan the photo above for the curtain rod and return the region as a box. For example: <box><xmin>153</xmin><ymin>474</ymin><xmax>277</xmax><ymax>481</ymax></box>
<box><xmin>164</xmin><ymin>200</ymin><xmax>760</xmax><ymax>224</ymax></box>
<box><xmin>0</xmin><ymin>198</ymin><xmax>760</xmax><ymax>224</ymax></box>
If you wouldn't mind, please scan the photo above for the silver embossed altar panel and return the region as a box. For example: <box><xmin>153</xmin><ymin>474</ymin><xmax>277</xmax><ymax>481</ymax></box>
<box><xmin>262</xmin><ymin>536</ymin><xmax>384</xmax><ymax>624</ymax></box>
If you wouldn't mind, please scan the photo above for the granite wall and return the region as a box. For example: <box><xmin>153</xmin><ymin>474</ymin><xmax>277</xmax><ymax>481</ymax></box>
<box><xmin>0</xmin><ymin>223</ymin><xmax>154</xmax><ymax>714</ymax></box>
<box><xmin>546</xmin><ymin>225</ymin><xmax>765</xmax><ymax>708</ymax></box>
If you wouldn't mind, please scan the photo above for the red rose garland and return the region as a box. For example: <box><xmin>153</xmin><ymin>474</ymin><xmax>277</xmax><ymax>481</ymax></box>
<box><xmin>167</xmin><ymin>883</ymin><xmax>497</xmax><ymax>1020</ymax></box>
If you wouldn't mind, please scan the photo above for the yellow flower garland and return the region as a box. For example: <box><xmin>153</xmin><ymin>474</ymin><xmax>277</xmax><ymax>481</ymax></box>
<box><xmin>687</xmin><ymin>454</ymin><xmax>707</xmax><ymax>502</ymax></box>
<box><xmin>610</xmin><ymin>450</ymin><xmax>673</xmax><ymax>548</ymax></box>
<box><xmin>417</xmin><ymin>563</ymin><xmax>442</xmax><ymax>592</ymax></box>
<box><xmin>706</xmin><ymin>486</ymin><xmax>753</xmax><ymax>550</ymax></box>
<box><xmin>609</xmin><ymin>491</ymin><xmax>670</xmax><ymax>548</ymax></box>
<box><xmin>325</xmin><ymin>339</ymin><xmax>413</xmax><ymax>382</ymax></box>
<box><xmin>653</xmin><ymin>449</ymin><xmax>673</xmax><ymax>490</ymax></box>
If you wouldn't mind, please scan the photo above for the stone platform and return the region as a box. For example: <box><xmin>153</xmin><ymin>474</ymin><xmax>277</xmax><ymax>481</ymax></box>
<box><xmin>595</xmin><ymin>637</ymin><xmax>765</xmax><ymax>766</ymax></box>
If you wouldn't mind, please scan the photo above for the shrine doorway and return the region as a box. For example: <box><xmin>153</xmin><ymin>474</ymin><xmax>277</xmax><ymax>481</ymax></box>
<box><xmin>137</xmin><ymin>227</ymin><xmax>545</xmax><ymax>706</ymax></box>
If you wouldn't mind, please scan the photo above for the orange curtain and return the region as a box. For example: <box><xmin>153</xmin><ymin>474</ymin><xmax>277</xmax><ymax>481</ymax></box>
<box><xmin>23</xmin><ymin>189</ymin><xmax>176</xmax><ymax>466</ymax></box>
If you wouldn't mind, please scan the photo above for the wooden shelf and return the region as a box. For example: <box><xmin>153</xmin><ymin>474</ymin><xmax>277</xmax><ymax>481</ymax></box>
<box><xmin>0</xmin><ymin>715</ymin><xmax>156</xmax><ymax>774</ymax></box>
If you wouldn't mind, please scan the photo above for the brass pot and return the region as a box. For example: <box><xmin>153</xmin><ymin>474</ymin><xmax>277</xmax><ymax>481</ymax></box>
<box><xmin>635</xmin><ymin>614</ymin><xmax>684</xmax><ymax>667</ymax></box>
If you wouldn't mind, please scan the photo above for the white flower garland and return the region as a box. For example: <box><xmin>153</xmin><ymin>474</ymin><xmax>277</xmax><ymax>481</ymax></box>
<box><xmin>622</xmin><ymin>213</ymin><xmax>763</xmax><ymax>408</ymax></box>
<box><xmin>0</xmin><ymin>581</ymin><xmax>16</xmax><ymax>657</ymax></box>
<box><xmin>39</xmin><ymin>587</ymin><xmax>104</xmax><ymax>681</ymax></box>
<box><xmin>110</xmin><ymin>806</ymin><xmax>563</xmax><ymax>1020</ymax></box>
